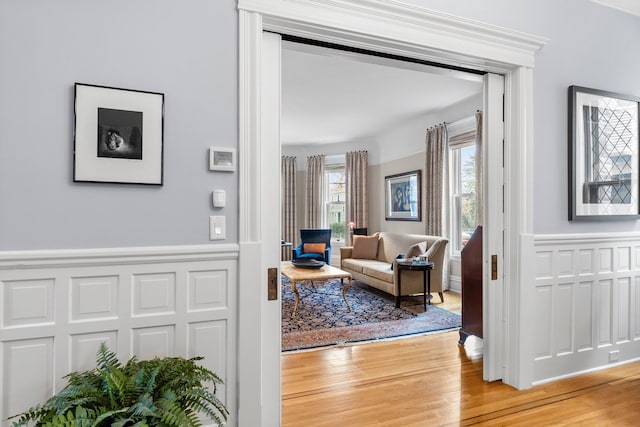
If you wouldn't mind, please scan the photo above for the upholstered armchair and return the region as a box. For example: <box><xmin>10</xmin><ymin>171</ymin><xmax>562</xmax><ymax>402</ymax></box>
<box><xmin>292</xmin><ymin>228</ymin><xmax>332</xmax><ymax>264</ymax></box>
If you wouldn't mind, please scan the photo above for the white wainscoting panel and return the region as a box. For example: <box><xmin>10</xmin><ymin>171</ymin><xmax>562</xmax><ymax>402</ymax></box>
<box><xmin>0</xmin><ymin>245</ymin><xmax>238</xmax><ymax>427</ymax></box>
<box><xmin>533</xmin><ymin>234</ymin><xmax>640</xmax><ymax>384</ymax></box>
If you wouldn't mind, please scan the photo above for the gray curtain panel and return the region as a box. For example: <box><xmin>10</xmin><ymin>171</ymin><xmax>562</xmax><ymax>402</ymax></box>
<box><xmin>305</xmin><ymin>155</ymin><xmax>325</xmax><ymax>227</ymax></box>
<box><xmin>425</xmin><ymin>124</ymin><xmax>448</xmax><ymax>236</ymax></box>
<box><xmin>281</xmin><ymin>156</ymin><xmax>297</xmax><ymax>261</ymax></box>
<box><xmin>345</xmin><ymin>150</ymin><xmax>369</xmax><ymax>245</ymax></box>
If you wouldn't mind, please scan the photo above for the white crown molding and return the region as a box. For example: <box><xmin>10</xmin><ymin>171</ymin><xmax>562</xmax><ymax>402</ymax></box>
<box><xmin>239</xmin><ymin>0</ymin><xmax>548</xmax><ymax>69</ymax></box>
<box><xmin>592</xmin><ymin>0</ymin><xmax>640</xmax><ymax>17</ymax></box>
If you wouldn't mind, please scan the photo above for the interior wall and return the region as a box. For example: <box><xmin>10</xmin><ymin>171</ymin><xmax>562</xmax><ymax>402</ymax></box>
<box><xmin>369</xmin><ymin>154</ymin><xmax>426</xmax><ymax>235</ymax></box>
<box><xmin>376</xmin><ymin>93</ymin><xmax>482</xmax><ymax>165</ymax></box>
<box><xmin>282</xmin><ymin>139</ymin><xmax>379</xmax><ymax>168</ymax></box>
<box><xmin>3</xmin><ymin>0</ymin><xmax>640</xmax><ymax>402</ymax></box>
<box><xmin>3</xmin><ymin>1</ymin><xmax>639</xmax><ymax>260</ymax></box>
<box><xmin>0</xmin><ymin>0</ymin><xmax>238</xmax><ymax>250</ymax></box>
<box><xmin>283</xmin><ymin>93</ymin><xmax>482</xmax><ymax>233</ymax></box>
<box><xmin>399</xmin><ymin>0</ymin><xmax>640</xmax><ymax>234</ymax></box>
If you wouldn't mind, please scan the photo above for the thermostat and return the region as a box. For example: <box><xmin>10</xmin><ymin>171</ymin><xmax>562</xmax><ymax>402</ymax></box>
<box><xmin>209</xmin><ymin>147</ymin><xmax>236</xmax><ymax>172</ymax></box>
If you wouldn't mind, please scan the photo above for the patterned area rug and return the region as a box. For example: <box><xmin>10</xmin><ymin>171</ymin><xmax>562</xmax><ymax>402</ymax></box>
<box><xmin>282</xmin><ymin>277</ymin><xmax>461</xmax><ymax>351</ymax></box>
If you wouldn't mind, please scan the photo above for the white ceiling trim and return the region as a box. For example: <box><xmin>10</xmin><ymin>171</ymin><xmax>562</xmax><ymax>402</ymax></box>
<box><xmin>591</xmin><ymin>0</ymin><xmax>640</xmax><ymax>17</ymax></box>
<box><xmin>240</xmin><ymin>0</ymin><xmax>548</xmax><ymax>70</ymax></box>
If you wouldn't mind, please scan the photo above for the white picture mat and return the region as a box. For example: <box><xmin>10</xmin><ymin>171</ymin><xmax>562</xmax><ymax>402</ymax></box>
<box><xmin>74</xmin><ymin>84</ymin><xmax>164</xmax><ymax>184</ymax></box>
<box><xmin>574</xmin><ymin>91</ymin><xmax>638</xmax><ymax>216</ymax></box>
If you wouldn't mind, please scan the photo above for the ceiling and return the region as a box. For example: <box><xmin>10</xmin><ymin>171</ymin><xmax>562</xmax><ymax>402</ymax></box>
<box><xmin>281</xmin><ymin>42</ymin><xmax>483</xmax><ymax>146</ymax></box>
<box><xmin>280</xmin><ymin>2</ymin><xmax>640</xmax><ymax>147</ymax></box>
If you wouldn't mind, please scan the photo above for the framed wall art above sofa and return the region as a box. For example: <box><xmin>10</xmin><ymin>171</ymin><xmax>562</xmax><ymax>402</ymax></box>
<box><xmin>385</xmin><ymin>169</ymin><xmax>421</xmax><ymax>221</ymax></box>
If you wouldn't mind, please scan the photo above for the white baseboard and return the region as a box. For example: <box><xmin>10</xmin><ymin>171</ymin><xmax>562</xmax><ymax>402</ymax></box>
<box><xmin>448</xmin><ymin>275</ymin><xmax>462</xmax><ymax>293</ymax></box>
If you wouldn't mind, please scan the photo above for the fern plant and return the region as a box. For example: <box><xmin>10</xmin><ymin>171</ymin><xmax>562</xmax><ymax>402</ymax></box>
<box><xmin>8</xmin><ymin>343</ymin><xmax>228</xmax><ymax>427</ymax></box>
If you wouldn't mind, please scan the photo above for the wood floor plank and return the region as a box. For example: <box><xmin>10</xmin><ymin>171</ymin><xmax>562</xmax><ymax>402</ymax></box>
<box><xmin>282</xmin><ymin>314</ymin><xmax>640</xmax><ymax>426</ymax></box>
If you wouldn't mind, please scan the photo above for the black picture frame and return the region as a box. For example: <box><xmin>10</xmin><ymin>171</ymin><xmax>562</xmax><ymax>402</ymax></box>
<box><xmin>74</xmin><ymin>83</ymin><xmax>165</xmax><ymax>185</ymax></box>
<box><xmin>569</xmin><ymin>86</ymin><xmax>640</xmax><ymax>220</ymax></box>
<box><xmin>385</xmin><ymin>170</ymin><xmax>421</xmax><ymax>221</ymax></box>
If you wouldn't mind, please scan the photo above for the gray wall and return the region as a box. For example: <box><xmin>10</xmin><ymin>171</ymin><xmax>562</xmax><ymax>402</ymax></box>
<box><xmin>402</xmin><ymin>0</ymin><xmax>640</xmax><ymax>233</ymax></box>
<box><xmin>0</xmin><ymin>0</ymin><xmax>238</xmax><ymax>250</ymax></box>
<box><xmin>2</xmin><ymin>0</ymin><xmax>640</xmax><ymax>252</ymax></box>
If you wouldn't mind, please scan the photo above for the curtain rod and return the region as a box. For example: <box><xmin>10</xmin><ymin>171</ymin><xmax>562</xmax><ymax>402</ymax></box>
<box><xmin>427</xmin><ymin>122</ymin><xmax>446</xmax><ymax>131</ymax></box>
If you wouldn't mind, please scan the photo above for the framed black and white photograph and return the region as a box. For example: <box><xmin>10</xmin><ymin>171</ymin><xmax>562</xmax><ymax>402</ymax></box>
<box><xmin>385</xmin><ymin>170</ymin><xmax>421</xmax><ymax>221</ymax></box>
<box><xmin>569</xmin><ymin>85</ymin><xmax>640</xmax><ymax>220</ymax></box>
<box><xmin>74</xmin><ymin>83</ymin><xmax>164</xmax><ymax>185</ymax></box>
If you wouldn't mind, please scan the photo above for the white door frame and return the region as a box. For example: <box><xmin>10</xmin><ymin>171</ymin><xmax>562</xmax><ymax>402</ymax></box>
<box><xmin>238</xmin><ymin>1</ymin><xmax>547</xmax><ymax>425</ymax></box>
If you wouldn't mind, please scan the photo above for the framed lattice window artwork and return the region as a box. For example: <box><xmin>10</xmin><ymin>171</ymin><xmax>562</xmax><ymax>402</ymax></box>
<box><xmin>569</xmin><ymin>86</ymin><xmax>640</xmax><ymax>220</ymax></box>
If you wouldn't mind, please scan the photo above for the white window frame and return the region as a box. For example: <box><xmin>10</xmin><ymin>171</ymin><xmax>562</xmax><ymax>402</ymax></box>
<box><xmin>450</xmin><ymin>143</ymin><xmax>476</xmax><ymax>256</ymax></box>
<box><xmin>323</xmin><ymin>155</ymin><xmax>346</xmax><ymax>243</ymax></box>
<box><xmin>448</xmin><ymin>116</ymin><xmax>478</xmax><ymax>257</ymax></box>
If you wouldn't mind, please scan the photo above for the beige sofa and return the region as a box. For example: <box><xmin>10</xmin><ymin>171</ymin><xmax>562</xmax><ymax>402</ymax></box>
<box><xmin>340</xmin><ymin>231</ymin><xmax>448</xmax><ymax>303</ymax></box>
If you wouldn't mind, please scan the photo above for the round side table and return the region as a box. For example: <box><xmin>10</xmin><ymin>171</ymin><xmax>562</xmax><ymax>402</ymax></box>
<box><xmin>395</xmin><ymin>260</ymin><xmax>434</xmax><ymax>311</ymax></box>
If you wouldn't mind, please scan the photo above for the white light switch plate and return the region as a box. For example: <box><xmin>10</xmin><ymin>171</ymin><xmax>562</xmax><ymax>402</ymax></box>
<box><xmin>209</xmin><ymin>216</ymin><xmax>226</xmax><ymax>240</ymax></box>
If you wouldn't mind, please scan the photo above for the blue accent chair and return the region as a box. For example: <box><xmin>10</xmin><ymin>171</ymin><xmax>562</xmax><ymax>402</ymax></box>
<box><xmin>292</xmin><ymin>228</ymin><xmax>332</xmax><ymax>264</ymax></box>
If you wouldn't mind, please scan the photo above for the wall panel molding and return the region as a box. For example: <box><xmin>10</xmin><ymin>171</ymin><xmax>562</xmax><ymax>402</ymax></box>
<box><xmin>533</xmin><ymin>233</ymin><xmax>640</xmax><ymax>384</ymax></box>
<box><xmin>0</xmin><ymin>245</ymin><xmax>237</xmax><ymax>426</ymax></box>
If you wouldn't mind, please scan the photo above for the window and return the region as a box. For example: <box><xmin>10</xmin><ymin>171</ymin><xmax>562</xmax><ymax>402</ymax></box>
<box><xmin>449</xmin><ymin>116</ymin><xmax>478</xmax><ymax>255</ymax></box>
<box><xmin>324</xmin><ymin>165</ymin><xmax>346</xmax><ymax>242</ymax></box>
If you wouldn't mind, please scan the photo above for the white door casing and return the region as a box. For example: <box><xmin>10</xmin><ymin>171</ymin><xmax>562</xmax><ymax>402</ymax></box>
<box><xmin>237</xmin><ymin>15</ymin><xmax>282</xmax><ymax>427</ymax></box>
<box><xmin>238</xmin><ymin>1</ymin><xmax>547</xmax><ymax>425</ymax></box>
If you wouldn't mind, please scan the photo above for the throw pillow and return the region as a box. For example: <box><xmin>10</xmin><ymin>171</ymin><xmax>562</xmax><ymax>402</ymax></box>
<box><xmin>303</xmin><ymin>243</ymin><xmax>326</xmax><ymax>254</ymax></box>
<box><xmin>406</xmin><ymin>241</ymin><xmax>428</xmax><ymax>258</ymax></box>
<box><xmin>352</xmin><ymin>235</ymin><xmax>379</xmax><ymax>259</ymax></box>
<box><xmin>391</xmin><ymin>254</ymin><xmax>406</xmax><ymax>270</ymax></box>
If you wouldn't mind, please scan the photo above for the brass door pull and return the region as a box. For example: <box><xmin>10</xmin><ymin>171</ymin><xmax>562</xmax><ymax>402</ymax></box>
<box><xmin>491</xmin><ymin>255</ymin><xmax>498</xmax><ymax>280</ymax></box>
<box><xmin>268</xmin><ymin>267</ymin><xmax>278</xmax><ymax>300</ymax></box>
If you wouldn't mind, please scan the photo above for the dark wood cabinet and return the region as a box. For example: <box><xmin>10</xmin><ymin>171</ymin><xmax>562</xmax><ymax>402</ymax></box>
<box><xmin>459</xmin><ymin>225</ymin><xmax>482</xmax><ymax>345</ymax></box>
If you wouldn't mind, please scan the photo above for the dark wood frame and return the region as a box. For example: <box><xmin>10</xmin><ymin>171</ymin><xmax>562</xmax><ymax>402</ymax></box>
<box><xmin>385</xmin><ymin>169</ymin><xmax>422</xmax><ymax>221</ymax></box>
<box><xmin>569</xmin><ymin>85</ymin><xmax>640</xmax><ymax>220</ymax></box>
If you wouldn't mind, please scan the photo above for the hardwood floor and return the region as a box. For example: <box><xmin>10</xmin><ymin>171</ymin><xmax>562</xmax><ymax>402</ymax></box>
<box><xmin>281</xmin><ymin>293</ymin><xmax>640</xmax><ymax>426</ymax></box>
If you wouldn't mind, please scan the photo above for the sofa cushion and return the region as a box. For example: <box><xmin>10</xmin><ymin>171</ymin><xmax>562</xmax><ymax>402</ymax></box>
<box><xmin>362</xmin><ymin>262</ymin><xmax>393</xmax><ymax>282</ymax></box>
<box><xmin>352</xmin><ymin>235</ymin><xmax>379</xmax><ymax>259</ymax></box>
<box><xmin>341</xmin><ymin>258</ymin><xmax>372</xmax><ymax>274</ymax></box>
<box><xmin>303</xmin><ymin>243</ymin><xmax>326</xmax><ymax>254</ymax></box>
<box><xmin>406</xmin><ymin>241</ymin><xmax>427</xmax><ymax>258</ymax></box>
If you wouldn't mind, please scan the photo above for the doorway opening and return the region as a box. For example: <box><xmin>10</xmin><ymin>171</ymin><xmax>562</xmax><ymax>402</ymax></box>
<box><xmin>279</xmin><ymin>36</ymin><xmax>493</xmax><ymax>361</ymax></box>
<box><xmin>237</xmin><ymin>3</ymin><xmax>544</xmax><ymax>423</ymax></box>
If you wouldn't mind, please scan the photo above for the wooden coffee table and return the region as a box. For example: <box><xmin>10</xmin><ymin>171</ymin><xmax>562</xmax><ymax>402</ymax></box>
<box><xmin>281</xmin><ymin>261</ymin><xmax>352</xmax><ymax>317</ymax></box>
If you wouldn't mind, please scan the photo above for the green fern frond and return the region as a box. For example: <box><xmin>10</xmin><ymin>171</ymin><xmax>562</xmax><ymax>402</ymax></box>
<box><xmin>130</xmin><ymin>393</ymin><xmax>158</xmax><ymax>419</ymax></box>
<box><xmin>182</xmin><ymin>388</ymin><xmax>229</xmax><ymax>425</ymax></box>
<box><xmin>156</xmin><ymin>390</ymin><xmax>197</xmax><ymax>427</ymax></box>
<box><xmin>7</xmin><ymin>343</ymin><xmax>228</xmax><ymax>427</ymax></box>
<box><xmin>91</xmin><ymin>407</ymin><xmax>130</xmax><ymax>426</ymax></box>
<box><xmin>95</xmin><ymin>342</ymin><xmax>121</xmax><ymax>371</ymax></box>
